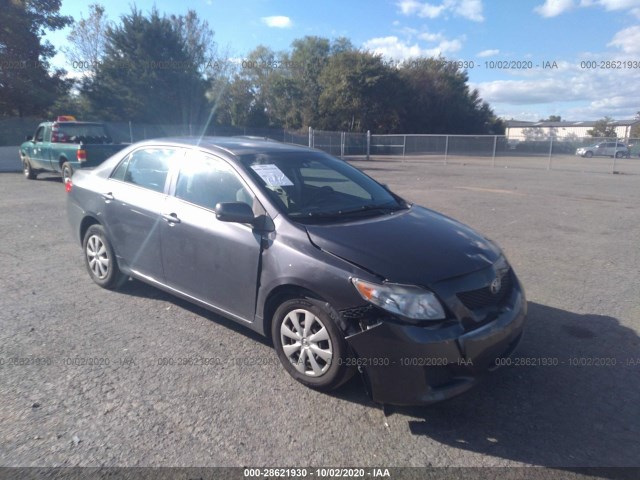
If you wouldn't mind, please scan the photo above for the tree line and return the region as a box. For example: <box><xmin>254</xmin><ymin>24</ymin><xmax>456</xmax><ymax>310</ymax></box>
<box><xmin>0</xmin><ymin>2</ymin><xmax>508</xmax><ymax>134</ymax></box>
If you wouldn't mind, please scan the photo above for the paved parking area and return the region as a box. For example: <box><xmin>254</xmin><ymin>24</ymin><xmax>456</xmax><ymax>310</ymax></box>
<box><xmin>0</xmin><ymin>161</ymin><xmax>639</xmax><ymax>474</ymax></box>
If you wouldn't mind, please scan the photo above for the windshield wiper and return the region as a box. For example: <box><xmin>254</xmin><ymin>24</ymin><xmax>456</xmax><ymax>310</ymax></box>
<box><xmin>293</xmin><ymin>202</ymin><xmax>407</xmax><ymax>218</ymax></box>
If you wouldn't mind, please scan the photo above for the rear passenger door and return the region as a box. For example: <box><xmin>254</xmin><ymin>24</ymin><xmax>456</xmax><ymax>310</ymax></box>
<box><xmin>102</xmin><ymin>146</ymin><xmax>183</xmax><ymax>283</ymax></box>
<box><xmin>160</xmin><ymin>151</ymin><xmax>263</xmax><ymax>322</ymax></box>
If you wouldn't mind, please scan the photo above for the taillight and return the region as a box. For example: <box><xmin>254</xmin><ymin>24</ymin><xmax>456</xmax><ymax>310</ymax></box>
<box><xmin>65</xmin><ymin>180</ymin><xmax>72</xmax><ymax>193</ymax></box>
<box><xmin>77</xmin><ymin>149</ymin><xmax>87</xmax><ymax>162</ymax></box>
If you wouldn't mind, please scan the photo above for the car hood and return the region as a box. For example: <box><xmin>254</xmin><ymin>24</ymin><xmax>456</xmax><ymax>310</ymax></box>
<box><xmin>305</xmin><ymin>206</ymin><xmax>501</xmax><ymax>286</ymax></box>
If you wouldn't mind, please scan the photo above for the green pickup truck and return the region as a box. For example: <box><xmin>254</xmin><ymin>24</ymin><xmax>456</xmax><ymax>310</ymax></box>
<box><xmin>19</xmin><ymin>117</ymin><xmax>128</xmax><ymax>183</ymax></box>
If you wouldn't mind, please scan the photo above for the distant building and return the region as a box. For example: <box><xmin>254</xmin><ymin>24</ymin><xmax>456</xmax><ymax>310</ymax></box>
<box><xmin>505</xmin><ymin>119</ymin><xmax>640</xmax><ymax>140</ymax></box>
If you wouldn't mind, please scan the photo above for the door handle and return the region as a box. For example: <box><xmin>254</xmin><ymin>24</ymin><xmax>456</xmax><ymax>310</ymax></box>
<box><xmin>162</xmin><ymin>212</ymin><xmax>181</xmax><ymax>224</ymax></box>
<box><xmin>102</xmin><ymin>192</ymin><xmax>114</xmax><ymax>201</ymax></box>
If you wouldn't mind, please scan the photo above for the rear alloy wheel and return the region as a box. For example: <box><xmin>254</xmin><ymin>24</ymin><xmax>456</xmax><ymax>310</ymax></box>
<box><xmin>83</xmin><ymin>224</ymin><xmax>127</xmax><ymax>289</ymax></box>
<box><xmin>272</xmin><ymin>297</ymin><xmax>355</xmax><ymax>391</ymax></box>
<box><xmin>22</xmin><ymin>158</ymin><xmax>37</xmax><ymax>179</ymax></box>
<box><xmin>62</xmin><ymin>162</ymin><xmax>73</xmax><ymax>184</ymax></box>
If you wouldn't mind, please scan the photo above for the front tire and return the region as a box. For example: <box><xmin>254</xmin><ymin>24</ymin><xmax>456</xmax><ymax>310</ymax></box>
<box><xmin>585</xmin><ymin>151</ymin><xmax>593</xmax><ymax>158</ymax></box>
<box><xmin>83</xmin><ymin>224</ymin><xmax>127</xmax><ymax>289</ymax></box>
<box><xmin>272</xmin><ymin>297</ymin><xmax>355</xmax><ymax>391</ymax></box>
<box><xmin>22</xmin><ymin>157</ymin><xmax>37</xmax><ymax>179</ymax></box>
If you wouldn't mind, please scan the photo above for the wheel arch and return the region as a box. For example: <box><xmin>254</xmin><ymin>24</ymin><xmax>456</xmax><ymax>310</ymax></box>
<box><xmin>262</xmin><ymin>284</ymin><xmax>331</xmax><ymax>341</ymax></box>
<box><xmin>79</xmin><ymin>215</ymin><xmax>101</xmax><ymax>246</ymax></box>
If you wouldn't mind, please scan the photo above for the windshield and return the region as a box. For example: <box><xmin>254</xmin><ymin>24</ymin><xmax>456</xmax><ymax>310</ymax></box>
<box><xmin>239</xmin><ymin>151</ymin><xmax>406</xmax><ymax>221</ymax></box>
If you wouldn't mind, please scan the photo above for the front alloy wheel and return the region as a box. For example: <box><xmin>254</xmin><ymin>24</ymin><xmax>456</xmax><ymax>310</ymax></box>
<box><xmin>272</xmin><ymin>298</ymin><xmax>355</xmax><ymax>391</ymax></box>
<box><xmin>281</xmin><ymin>308</ymin><xmax>333</xmax><ymax>377</ymax></box>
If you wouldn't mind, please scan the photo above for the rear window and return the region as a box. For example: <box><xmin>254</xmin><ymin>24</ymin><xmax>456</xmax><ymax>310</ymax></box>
<box><xmin>51</xmin><ymin>123</ymin><xmax>111</xmax><ymax>144</ymax></box>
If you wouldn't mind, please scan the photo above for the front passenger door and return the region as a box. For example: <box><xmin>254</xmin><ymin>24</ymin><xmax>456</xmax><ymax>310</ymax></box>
<box><xmin>160</xmin><ymin>152</ymin><xmax>263</xmax><ymax>322</ymax></box>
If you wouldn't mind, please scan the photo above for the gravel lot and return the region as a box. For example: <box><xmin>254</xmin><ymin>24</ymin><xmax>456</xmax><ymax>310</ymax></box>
<box><xmin>0</xmin><ymin>160</ymin><xmax>639</xmax><ymax>475</ymax></box>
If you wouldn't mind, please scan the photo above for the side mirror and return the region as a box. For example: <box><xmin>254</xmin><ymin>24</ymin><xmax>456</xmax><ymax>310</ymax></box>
<box><xmin>25</xmin><ymin>135</ymin><xmax>33</xmax><ymax>141</ymax></box>
<box><xmin>215</xmin><ymin>202</ymin><xmax>256</xmax><ymax>225</ymax></box>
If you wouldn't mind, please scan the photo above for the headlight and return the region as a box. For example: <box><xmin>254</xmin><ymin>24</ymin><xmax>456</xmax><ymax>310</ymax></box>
<box><xmin>351</xmin><ymin>278</ymin><xmax>446</xmax><ymax>321</ymax></box>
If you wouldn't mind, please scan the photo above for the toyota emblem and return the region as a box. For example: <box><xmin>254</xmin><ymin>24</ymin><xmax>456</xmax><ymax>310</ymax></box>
<box><xmin>490</xmin><ymin>276</ymin><xmax>502</xmax><ymax>295</ymax></box>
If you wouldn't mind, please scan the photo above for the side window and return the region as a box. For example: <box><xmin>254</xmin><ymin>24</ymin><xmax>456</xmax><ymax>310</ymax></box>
<box><xmin>34</xmin><ymin>127</ymin><xmax>45</xmax><ymax>142</ymax></box>
<box><xmin>176</xmin><ymin>154</ymin><xmax>253</xmax><ymax>211</ymax></box>
<box><xmin>110</xmin><ymin>154</ymin><xmax>131</xmax><ymax>181</ymax></box>
<box><xmin>121</xmin><ymin>147</ymin><xmax>179</xmax><ymax>193</ymax></box>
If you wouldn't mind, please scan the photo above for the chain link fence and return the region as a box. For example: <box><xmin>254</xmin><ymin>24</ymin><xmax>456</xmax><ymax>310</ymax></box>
<box><xmin>2</xmin><ymin>117</ymin><xmax>638</xmax><ymax>174</ymax></box>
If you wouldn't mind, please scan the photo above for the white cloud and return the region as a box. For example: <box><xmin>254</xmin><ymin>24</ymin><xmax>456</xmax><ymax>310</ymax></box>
<box><xmin>261</xmin><ymin>16</ymin><xmax>292</xmax><ymax>28</ymax></box>
<box><xmin>363</xmin><ymin>36</ymin><xmax>427</xmax><ymax>61</ymax></box>
<box><xmin>536</xmin><ymin>0</ymin><xmax>640</xmax><ymax>16</ymax></box>
<box><xmin>534</xmin><ymin>0</ymin><xmax>576</xmax><ymax>17</ymax></box>
<box><xmin>364</xmin><ymin>35</ymin><xmax>463</xmax><ymax>61</ymax></box>
<box><xmin>477</xmin><ymin>49</ymin><xmax>500</xmax><ymax>57</ymax></box>
<box><xmin>397</xmin><ymin>0</ymin><xmax>484</xmax><ymax>21</ymax></box>
<box><xmin>608</xmin><ymin>25</ymin><xmax>640</xmax><ymax>53</ymax></box>
<box><xmin>418</xmin><ymin>31</ymin><xmax>445</xmax><ymax>42</ymax></box>
<box><xmin>474</xmin><ymin>62</ymin><xmax>640</xmax><ymax>119</ymax></box>
<box><xmin>454</xmin><ymin>0</ymin><xmax>484</xmax><ymax>21</ymax></box>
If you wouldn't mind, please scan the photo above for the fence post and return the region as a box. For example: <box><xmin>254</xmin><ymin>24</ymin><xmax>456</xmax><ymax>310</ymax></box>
<box><xmin>402</xmin><ymin>135</ymin><xmax>406</xmax><ymax>159</ymax></box>
<box><xmin>492</xmin><ymin>135</ymin><xmax>497</xmax><ymax>167</ymax></box>
<box><xmin>612</xmin><ymin>151</ymin><xmax>617</xmax><ymax>174</ymax></box>
<box><xmin>308</xmin><ymin>126</ymin><xmax>312</xmax><ymax>148</ymax></box>
<box><xmin>128</xmin><ymin>121</ymin><xmax>133</xmax><ymax>143</ymax></box>
<box><xmin>341</xmin><ymin>132</ymin><xmax>345</xmax><ymax>158</ymax></box>
<box><xmin>366</xmin><ymin>130</ymin><xmax>371</xmax><ymax>161</ymax></box>
<box><xmin>547</xmin><ymin>137</ymin><xmax>553</xmax><ymax>170</ymax></box>
<box><xmin>444</xmin><ymin>135</ymin><xmax>449</xmax><ymax>165</ymax></box>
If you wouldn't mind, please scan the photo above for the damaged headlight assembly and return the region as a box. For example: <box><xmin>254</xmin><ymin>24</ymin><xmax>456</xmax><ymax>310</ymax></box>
<box><xmin>351</xmin><ymin>278</ymin><xmax>446</xmax><ymax>321</ymax></box>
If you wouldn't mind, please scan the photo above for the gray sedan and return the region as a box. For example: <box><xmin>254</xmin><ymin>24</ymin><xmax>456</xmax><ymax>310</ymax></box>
<box><xmin>66</xmin><ymin>137</ymin><xmax>526</xmax><ymax>405</ymax></box>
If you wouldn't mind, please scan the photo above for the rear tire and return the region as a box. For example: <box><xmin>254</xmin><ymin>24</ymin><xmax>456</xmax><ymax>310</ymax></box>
<box><xmin>272</xmin><ymin>297</ymin><xmax>355</xmax><ymax>391</ymax></box>
<box><xmin>22</xmin><ymin>157</ymin><xmax>37</xmax><ymax>179</ymax></box>
<box><xmin>61</xmin><ymin>162</ymin><xmax>73</xmax><ymax>184</ymax></box>
<box><xmin>615</xmin><ymin>152</ymin><xmax>623</xmax><ymax>158</ymax></box>
<box><xmin>82</xmin><ymin>224</ymin><xmax>127</xmax><ymax>289</ymax></box>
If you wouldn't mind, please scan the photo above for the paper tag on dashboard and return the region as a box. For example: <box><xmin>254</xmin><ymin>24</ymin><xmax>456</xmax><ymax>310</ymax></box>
<box><xmin>251</xmin><ymin>164</ymin><xmax>294</xmax><ymax>186</ymax></box>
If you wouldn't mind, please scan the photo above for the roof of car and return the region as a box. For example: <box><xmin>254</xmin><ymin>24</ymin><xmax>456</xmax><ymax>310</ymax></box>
<box><xmin>139</xmin><ymin>136</ymin><xmax>315</xmax><ymax>157</ymax></box>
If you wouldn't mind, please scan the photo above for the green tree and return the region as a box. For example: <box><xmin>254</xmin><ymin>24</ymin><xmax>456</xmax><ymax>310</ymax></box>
<box><xmin>586</xmin><ymin>117</ymin><xmax>617</xmax><ymax>138</ymax></box>
<box><xmin>0</xmin><ymin>0</ymin><xmax>72</xmax><ymax>116</ymax></box>
<box><xmin>317</xmin><ymin>50</ymin><xmax>401</xmax><ymax>132</ymax></box>
<box><xmin>170</xmin><ymin>10</ymin><xmax>218</xmax><ymax>77</ymax></box>
<box><xmin>398</xmin><ymin>58</ymin><xmax>497</xmax><ymax>134</ymax></box>
<box><xmin>288</xmin><ymin>36</ymin><xmax>331</xmax><ymax>126</ymax></box>
<box><xmin>540</xmin><ymin>115</ymin><xmax>562</xmax><ymax>122</ymax></box>
<box><xmin>63</xmin><ymin>4</ymin><xmax>111</xmax><ymax>79</ymax></box>
<box><xmin>82</xmin><ymin>7</ymin><xmax>209</xmax><ymax>124</ymax></box>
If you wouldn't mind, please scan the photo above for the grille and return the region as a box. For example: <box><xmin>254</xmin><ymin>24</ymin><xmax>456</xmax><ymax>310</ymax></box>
<box><xmin>457</xmin><ymin>268</ymin><xmax>513</xmax><ymax>311</ymax></box>
<box><xmin>340</xmin><ymin>304</ymin><xmax>374</xmax><ymax>320</ymax></box>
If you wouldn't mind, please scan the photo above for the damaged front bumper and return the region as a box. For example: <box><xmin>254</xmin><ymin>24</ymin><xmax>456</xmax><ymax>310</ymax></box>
<box><xmin>345</xmin><ymin>288</ymin><xmax>527</xmax><ymax>406</ymax></box>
